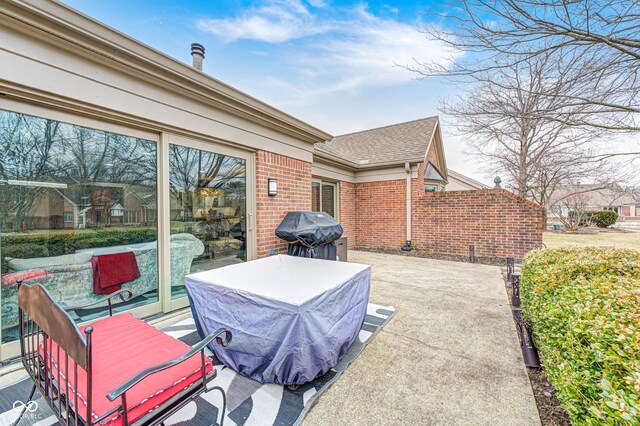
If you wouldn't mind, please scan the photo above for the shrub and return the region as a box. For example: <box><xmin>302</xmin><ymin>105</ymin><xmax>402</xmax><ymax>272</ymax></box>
<box><xmin>521</xmin><ymin>248</ymin><xmax>640</xmax><ymax>424</ymax></box>
<box><xmin>1</xmin><ymin>227</ymin><xmax>158</xmax><ymax>260</ymax></box>
<box><xmin>569</xmin><ymin>210</ymin><xmax>618</xmax><ymax>228</ymax></box>
<box><xmin>2</xmin><ymin>244</ymin><xmax>50</xmax><ymax>259</ymax></box>
<box><xmin>1</xmin><ymin>244</ymin><xmax>50</xmax><ymax>273</ymax></box>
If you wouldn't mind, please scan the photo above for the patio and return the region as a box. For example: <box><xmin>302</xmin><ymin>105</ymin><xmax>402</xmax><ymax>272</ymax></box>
<box><xmin>0</xmin><ymin>251</ymin><xmax>539</xmax><ymax>425</ymax></box>
<box><xmin>303</xmin><ymin>251</ymin><xmax>540</xmax><ymax>425</ymax></box>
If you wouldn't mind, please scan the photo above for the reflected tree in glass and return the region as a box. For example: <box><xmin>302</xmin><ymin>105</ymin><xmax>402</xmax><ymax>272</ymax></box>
<box><xmin>0</xmin><ymin>114</ymin><xmax>61</xmax><ymax>231</ymax></box>
<box><xmin>0</xmin><ymin>110</ymin><xmax>160</xmax><ymax>344</ymax></box>
<box><xmin>168</xmin><ymin>145</ymin><xmax>247</xmax><ymax>298</ymax></box>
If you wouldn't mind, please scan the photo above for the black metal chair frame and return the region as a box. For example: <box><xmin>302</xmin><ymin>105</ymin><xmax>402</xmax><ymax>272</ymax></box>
<box><xmin>14</xmin><ymin>282</ymin><xmax>231</xmax><ymax>426</ymax></box>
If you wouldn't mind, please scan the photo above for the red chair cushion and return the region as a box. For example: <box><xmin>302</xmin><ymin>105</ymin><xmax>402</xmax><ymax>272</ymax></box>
<box><xmin>1</xmin><ymin>269</ymin><xmax>48</xmax><ymax>286</ymax></box>
<box><xmin>40</xmin><ymin>313</ymin><xmax>213</xmax><ymax>426</ymax></box>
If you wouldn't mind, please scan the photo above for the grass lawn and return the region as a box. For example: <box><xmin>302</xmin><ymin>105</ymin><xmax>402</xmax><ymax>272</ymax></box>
<box><xmin>543</xmin><ymin>229</ymin><xmax>640</xmax><ymax>250</ymax></box>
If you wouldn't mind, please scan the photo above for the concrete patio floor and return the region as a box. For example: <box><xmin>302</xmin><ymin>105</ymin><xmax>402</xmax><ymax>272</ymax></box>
<box><xmin>0</xmin><ymin>251</ymin><xmax>540</xmax><ymax>425</ymax></box>
<box><xmin>304</xmin><ymin>250</ymin><xmax>540</xmax><ymax>426</ymax></box>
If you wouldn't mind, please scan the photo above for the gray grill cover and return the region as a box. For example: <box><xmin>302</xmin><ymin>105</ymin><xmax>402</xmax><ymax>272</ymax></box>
<box><xmin>276</xmin><ymin>212</ymin><xmax>343</xmax><ymax>258</ymax></box>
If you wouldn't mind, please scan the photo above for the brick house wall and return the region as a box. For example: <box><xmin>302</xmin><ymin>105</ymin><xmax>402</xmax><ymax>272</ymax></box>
<box><xmin>338</xmin><ymin>181</ymin><xmax>356</xmax><ymax>249</ymax></box>
<box><xmin>256</xmin><ymin>150</ymin><xmax>312</xmax><ymax>258</ymax></box>
<box><xmin>332</xmin><ymin>156</ymin><xmax>543</xmax><ymax>259</ymax></box>
<box><xmin>255</xmin><ymin>145</ymin><xmax>542</xmax><ymax>261</ymax></box>
<box><xmin>354</xmin><ymin>179</ymin><xmax>407</xmax><ymax>249</ymax></box>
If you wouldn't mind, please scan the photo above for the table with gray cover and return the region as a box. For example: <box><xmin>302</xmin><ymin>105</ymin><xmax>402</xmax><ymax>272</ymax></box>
<box><xmin>185</xmin><ymin>255</ymin><xmax>371</xmax><ymax>385</ymax></box>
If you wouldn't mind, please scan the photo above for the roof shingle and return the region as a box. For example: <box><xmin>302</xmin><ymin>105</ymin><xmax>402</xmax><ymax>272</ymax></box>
<box><xmin>314</xmin><ymin>116</ymin><xmax>439</xmax><ymax>165</ymax></box>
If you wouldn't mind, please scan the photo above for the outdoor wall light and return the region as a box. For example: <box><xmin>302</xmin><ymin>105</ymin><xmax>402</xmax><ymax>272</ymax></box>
<box><xmin>268</xmin><ymin>178</ymin><xmax>278</xmax><ymax>196</ymax></box>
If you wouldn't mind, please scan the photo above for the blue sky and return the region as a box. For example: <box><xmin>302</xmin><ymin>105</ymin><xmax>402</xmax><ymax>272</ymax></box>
<box><xmin>63</xmin><ymin>0</ymin><xmax>484</xmax><ymax>182</ymax></box>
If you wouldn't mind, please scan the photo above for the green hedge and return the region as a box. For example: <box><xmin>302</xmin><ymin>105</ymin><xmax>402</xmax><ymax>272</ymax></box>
<box><xmin>521</xmin><ymin>248</ymin><xmax>640</xmax><ymax>424</ymax></box>
<box><xmin>569</xmin><ymin>210</ymin><xmax>619</xmax><ymax>227</ymax></box>
<box><xmin>1</xmin><ymin>227</ymin><xmax>158</xmax><ymax>259</ymax></box>
<box><xmin>1</xmin><ymin>243</ymin><xmax>50</xmax><ymax>260</ymax></box>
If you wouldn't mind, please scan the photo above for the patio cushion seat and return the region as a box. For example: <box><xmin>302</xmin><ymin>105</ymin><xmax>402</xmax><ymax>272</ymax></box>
<box><xmin>1</xmin><ymin>269</ymin><xmax>48</xmax><ymax>286</ymax></box>
<box><xmin>39</xmin><ymin>313</ymin><xmax>213</xmax><ymax>426</ymax></box>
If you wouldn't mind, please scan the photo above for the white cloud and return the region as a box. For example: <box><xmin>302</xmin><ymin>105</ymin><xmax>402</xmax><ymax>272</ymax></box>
<box><xmin>198</xmin><ymin>2</ymin><xmax>460</xmax><ymax>105</ymax></box>
<box><xmin>383</xmin><ymin>4</ymin><xmax>399</xmax><ymax>14</ymax></box>
<box><xmin>302</xmin><ymin>8</ymin><xmax>456</xmax><ymax>89</ymax></box>
<box><xmin>196</xmin><ymin>0</ymin><xmax>331</xmax><ymax>43</ymax></box>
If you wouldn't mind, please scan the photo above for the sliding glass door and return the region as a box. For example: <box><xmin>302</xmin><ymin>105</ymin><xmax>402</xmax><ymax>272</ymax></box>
<box><xmin>0</xmin><ymin>109</ymin><xmax>160</xmax><ymax>353</ymax></box>
<box><xmin>164</xmin><ymin>136</ymin><xmax>253</xmax><ymax>310</ymax></box>
<box><xmin>0</xmin><ymin>109</ymin><xmax>255</xmax><ymax>359</ymax></box>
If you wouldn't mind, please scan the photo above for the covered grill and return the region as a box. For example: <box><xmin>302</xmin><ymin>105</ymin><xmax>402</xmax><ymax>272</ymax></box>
<box><xmin>275</xmin><ymin>211</ymin><xmax>343</xmax><ymax>260</ymax></box>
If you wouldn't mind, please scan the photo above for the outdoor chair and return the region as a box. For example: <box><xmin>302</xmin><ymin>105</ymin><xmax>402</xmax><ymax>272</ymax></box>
<box><xmin>14</xmin><ymin>282</ymin><xmax>231</xmax><ymax>426</ymax></box>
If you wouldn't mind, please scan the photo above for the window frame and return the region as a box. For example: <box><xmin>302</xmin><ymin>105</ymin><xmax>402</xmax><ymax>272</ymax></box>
<box><xmin>161</xmin><ymin>133</ymin><xmax>256</xmax><ymax>313</ymax></box>
<box><xmin>312</xmin><ymin>178</ymin><xmax>339</xmax><ymax>221</ymax></box>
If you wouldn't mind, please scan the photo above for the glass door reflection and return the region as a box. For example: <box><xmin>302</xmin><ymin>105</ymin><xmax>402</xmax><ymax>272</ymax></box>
<box><xmin>169</xmin><ymin>144</ymin><xmax>247</xmax><ymax>300</ymax></box>
<box><xmin>0</xmin><ymin>109</ymin><xmax>160</xmax><ymax>345</ymax></box>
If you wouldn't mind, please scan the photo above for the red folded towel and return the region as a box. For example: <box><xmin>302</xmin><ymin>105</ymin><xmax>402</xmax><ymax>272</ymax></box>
<box><xmin>91</xmin><ymin>251</ymin><xmax>141</xmax><ymax>295</ymax></box>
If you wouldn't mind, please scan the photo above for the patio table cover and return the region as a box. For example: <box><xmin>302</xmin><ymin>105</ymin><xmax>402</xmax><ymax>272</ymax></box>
<box><xmin>185</xmin><ymin>254</ymin><xmax>371</xmax><ymax>385</ymax></box>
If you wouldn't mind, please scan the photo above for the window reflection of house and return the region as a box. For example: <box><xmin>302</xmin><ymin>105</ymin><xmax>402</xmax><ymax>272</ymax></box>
<box><xmin>111</xmin><ymin>203</ymin><xmax>124</xmax><ymax>217</ymax></box>
<box><xmin>2</xmin><ymin>183</ymin><xmax>159</xmax><ymax>231</ymax></box>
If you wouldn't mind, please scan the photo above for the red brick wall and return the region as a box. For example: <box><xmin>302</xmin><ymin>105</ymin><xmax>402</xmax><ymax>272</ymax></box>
<box><xmin>354</xmin><ymin>179</ymin><xmax>407</xmax><ymax>249</ymax></box>
<box><xmin>256</xmin><ymin>150</ymin><xmax>312</xmax><ymax>258</ymax></box>
<box><xmin>411</xmin><ymin>188</ymin><xmax>543</xmax><ymax>259</ymax></box>
<box><xmin>253</xmin><ymin>148</ymin><xmax>541</xmax><ymax>260</ymax></box>
<box><xmin>339</xmin><ymin>181</ymin><xmax>356</xmax><ymax>249</ymax></box>
<box><xmin>333</xmin><ymin>175</ymin><xmax>542</xmax><ymax>259</ymax></box>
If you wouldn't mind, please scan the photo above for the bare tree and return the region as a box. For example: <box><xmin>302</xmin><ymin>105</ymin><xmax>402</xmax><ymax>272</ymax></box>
<box><xmin>548</xmin><ymin>191</ymin><xmax>593</xmax><ymax>230</ymax></box>
<box><xmin>55</xmin><ymin>126</ymin><xmax>158</xmax><ymax>226</ymax></box>
<box><xmin>0</xmin><ymin>113</ymin><xmax>59</xmax><ymax>230</ymax></box>
<box><xmin>413</xmin><ymin>0</ymin><xmax>640</xmax><ymax>132</ymax></box>
<box><xmin>441</xmin><ymin>51</ymin><xmax>618</xmax><ymax>205</ymax></box>
<box><xmin>168</xmin><ymin>145</ymin><xmax>245</xmax><ymax>220</ymax></box>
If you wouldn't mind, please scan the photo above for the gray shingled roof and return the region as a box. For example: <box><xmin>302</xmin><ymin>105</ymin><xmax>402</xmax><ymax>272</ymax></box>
<box><xmin>315</xmin><ymin>116</ymin><xmax>439</xmax><ymax>165</ymax></box>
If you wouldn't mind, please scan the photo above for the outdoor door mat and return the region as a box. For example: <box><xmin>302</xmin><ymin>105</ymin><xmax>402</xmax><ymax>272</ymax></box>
<box><xmin>0</xmin><ymin>303</ymin><xmax>396</xmax><ymax>426</ymax></box>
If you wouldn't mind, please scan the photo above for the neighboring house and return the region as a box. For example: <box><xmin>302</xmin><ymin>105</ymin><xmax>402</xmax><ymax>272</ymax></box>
<box><xmin>446</xmin><ymin>170</ymin><xmax>490</xmax><ymax>191</ymax></box>
<box><xmin>554</xmin><ymin>184</ymin><xmax>640</xmax><ymax>219</ymax></box>
<box><xmin>10</xmin><ymin>184</ymin><xmax>159</xmax><ymax>230</ymax></box>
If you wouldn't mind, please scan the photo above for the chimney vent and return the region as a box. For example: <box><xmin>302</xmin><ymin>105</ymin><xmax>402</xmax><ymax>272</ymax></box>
<box><xmin>191</xmin><ymin>43</ymin><xmax>205</xmax><ymax>71</ymax></box>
